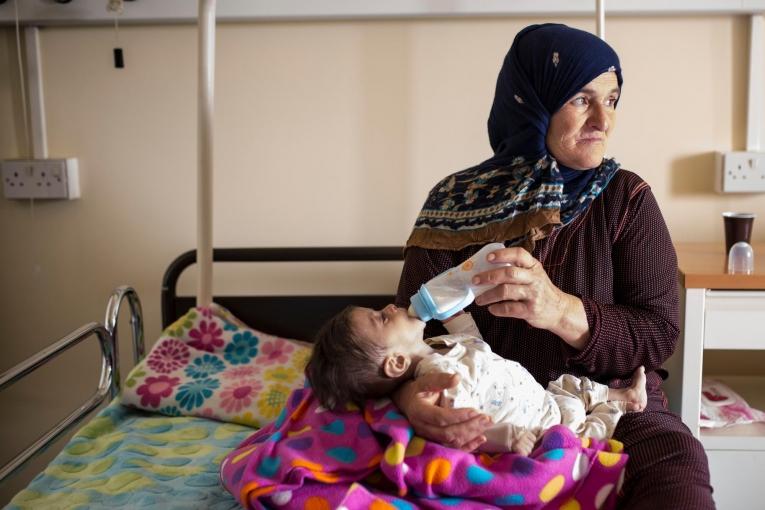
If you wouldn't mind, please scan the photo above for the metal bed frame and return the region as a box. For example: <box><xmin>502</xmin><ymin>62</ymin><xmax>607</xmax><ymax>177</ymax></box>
<box><xmin>0</xmin><ymin>286</ymin><xmax>145</xmax><ymax>483</ymax></box>
<box><xmin>0</xmin><ymin>246</ymin><xmax>403</xmax><ymax>485</ymax></box>
<box><xmin>161</xmin><ymin>247</ymin><xmax>404</xmax><ymax>340</ymax></box>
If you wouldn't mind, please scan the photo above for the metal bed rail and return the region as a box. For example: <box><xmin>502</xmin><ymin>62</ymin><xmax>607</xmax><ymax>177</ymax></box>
<box><xmin>0</xmin><ymin>323</ymin><xmax>114</xmax><ymax>483</ymax></box>
<box><xmin>104</xmin><ymin>285</ymin><xmax>146</xmax><ymax>370</ymax></box>
<box><xmin>0</xmin><ymin>286</ymin><xmax>145</xmax><ymax>483</ymax></box>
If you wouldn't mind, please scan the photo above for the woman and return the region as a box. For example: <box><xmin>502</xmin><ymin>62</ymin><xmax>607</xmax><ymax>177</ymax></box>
<box><xmin>394</xmin><ymin>24</ymin><xmax>714</xmax><ymax>509</ymax></box>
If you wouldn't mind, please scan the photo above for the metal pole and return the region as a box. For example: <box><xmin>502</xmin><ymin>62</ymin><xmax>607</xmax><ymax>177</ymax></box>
<box><xmin>747</xmin><ymin>14</ymin><xmax>763</xmax><ymax>152</ymax></box>
<box><xmin>197</xmin><ymin>0</ymin><xmax>216</xmax><ymax>307</ymax></box>
<box><xmin>596</xmin><ymin>0</ymin><xmax>606</xmax><ymax>40</ymax></box>
<box><xmin>24</xmin><ymin>27</ymin><xmax>47</xmax><ymax>159</ymax></box>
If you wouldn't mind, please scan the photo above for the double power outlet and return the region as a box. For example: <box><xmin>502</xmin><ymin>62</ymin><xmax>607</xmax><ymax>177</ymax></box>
<box><xmin>716</xmin><ymin>151</ymin><xmax>765</xmax><ymax>193</ymax></box>
<box><xmin>1</xmin><ymin>158</ymin><xmax>80</xmax><ymax>200</ymax></box>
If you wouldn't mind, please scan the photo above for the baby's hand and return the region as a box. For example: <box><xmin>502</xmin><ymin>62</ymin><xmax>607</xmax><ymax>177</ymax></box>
<box><xmin>440</xmin><ymin>310</ymin><xmax>465</xmax><ymax>323</ymax></box>
<box><xmin>511</xmin><ymin>430</ymin><xmax>536</xmax><ymax>456</ymax></box>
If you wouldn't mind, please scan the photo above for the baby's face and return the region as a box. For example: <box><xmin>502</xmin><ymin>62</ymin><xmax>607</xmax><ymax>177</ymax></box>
<box><xmin>351</xmin><ymin>304</ymin><xmax>427</xmax><ymax>355</ymax></box>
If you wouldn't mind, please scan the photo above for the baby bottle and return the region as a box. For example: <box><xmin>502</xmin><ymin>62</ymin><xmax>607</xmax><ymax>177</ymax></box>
<box><xmin>407</xmin><ymin>242</ymin><xmax>511</xmax><ymax>322</ymax></box>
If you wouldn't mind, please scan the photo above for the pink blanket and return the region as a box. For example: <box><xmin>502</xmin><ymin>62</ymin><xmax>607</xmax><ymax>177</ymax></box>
<box><xmin>220</xmin><ymin>387</ymin><xmax>627</xmax><ymax>509</ymax></box>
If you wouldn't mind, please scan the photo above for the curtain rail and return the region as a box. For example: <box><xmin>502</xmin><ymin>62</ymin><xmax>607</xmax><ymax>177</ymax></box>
<box><xmin>2</xmin><ymin>1</ymin><xmax>765</xmax><ymax>26</ymax></box>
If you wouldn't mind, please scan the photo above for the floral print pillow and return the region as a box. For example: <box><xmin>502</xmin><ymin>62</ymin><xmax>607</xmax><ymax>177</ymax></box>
<box><xmin>121</xmin><ymin>304</ymin><xmax>311</xmax><ymax>428</ymax></box>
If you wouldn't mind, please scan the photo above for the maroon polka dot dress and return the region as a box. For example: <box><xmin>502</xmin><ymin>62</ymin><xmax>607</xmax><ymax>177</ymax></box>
<box><xmin>396</xmin><ymin>170</ymin><xmax>715</xmax><ymax>509</ymax></box>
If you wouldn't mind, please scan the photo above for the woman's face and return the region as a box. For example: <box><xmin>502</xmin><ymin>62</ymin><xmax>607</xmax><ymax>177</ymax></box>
<box><xmin>545</xmin><ymin>71</ymin><xmax>620</xmax><ymax>170</ymax></box>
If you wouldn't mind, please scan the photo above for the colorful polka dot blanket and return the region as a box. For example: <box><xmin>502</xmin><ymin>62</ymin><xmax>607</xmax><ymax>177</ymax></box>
<box><xmin>220</xmin><ymin>386</ymin><xmax>628</xmax><ymax>509</ymax></box>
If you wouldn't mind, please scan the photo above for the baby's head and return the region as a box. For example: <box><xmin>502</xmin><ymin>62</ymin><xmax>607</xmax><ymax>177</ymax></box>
<box><xmin>306</xmin><ymin>304</ymin><xmax>429</xmax><ymax>409</ymax></box>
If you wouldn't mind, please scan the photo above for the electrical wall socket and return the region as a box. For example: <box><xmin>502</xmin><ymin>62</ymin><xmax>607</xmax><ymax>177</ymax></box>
<box><xmin>1</xmin><ymin>158</ymin><xmax>80</xmax><ymax>200</ymax></box>
<box><xmin>716</xmin><ymin>151</ymin><xmax>765</xmax><ymax>193</ymax></box>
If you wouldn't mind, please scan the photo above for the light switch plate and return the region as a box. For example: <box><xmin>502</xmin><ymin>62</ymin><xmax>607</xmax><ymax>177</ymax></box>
<box><xmin>1</xmin><ymin>158</ymin><xmax>80</xmax><ymax>200</ymax></box>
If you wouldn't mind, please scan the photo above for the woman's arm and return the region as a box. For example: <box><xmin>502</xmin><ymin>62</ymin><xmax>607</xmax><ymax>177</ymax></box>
<box><xmin>473</xmin><ymin>248</ymin><xmax>590</xmax><ymax>350</ymax></box>
<box><xmin>565</xmin><ymin>186</ymin><xmax>679</xmax><ymax>375</ymax></box>
<box><xmin>472</xmin><ymin>185</ymin><xmax>678</xmax><ymax>376</ymax></box>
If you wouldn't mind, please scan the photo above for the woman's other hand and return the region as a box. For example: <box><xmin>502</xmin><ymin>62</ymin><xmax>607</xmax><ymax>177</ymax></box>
<box><xmin>392</xmin><ymin>372</ymin><xmax>491</xmax><ymax>451</ymax></box>
<box><xmin>473</xmin><ymin>247</ymin><xmax>590</xmax><ymax>349</ymax></box>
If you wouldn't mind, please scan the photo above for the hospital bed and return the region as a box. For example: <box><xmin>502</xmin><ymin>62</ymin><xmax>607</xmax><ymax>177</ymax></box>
<box><xmin>0</xmin><ymin>246</ymin><xmax>401</xmax><ymax>509</ymax></box>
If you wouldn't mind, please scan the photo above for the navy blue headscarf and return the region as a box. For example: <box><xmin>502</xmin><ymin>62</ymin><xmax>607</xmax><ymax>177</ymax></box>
<box><xmin>407</xmin><ymin>24</ymin><xmax>623</xmax><ymax>251</ymax></box>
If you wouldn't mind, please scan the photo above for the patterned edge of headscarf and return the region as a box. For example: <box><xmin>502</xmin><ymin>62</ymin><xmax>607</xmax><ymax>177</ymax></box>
<box><xmin>406</xmin><ymin>155</ymin><xmax>620</xmax><ymax>252</ymax></box>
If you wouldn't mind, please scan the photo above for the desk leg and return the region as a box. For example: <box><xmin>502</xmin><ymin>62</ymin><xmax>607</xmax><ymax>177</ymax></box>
<box><xmin>680</xmin><ymin>288</ymin><xmax>705</xmax><ymax>437</ymax></box>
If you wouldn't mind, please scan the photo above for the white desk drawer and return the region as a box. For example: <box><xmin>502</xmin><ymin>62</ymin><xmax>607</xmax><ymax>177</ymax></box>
<box><xmin>708</xmin><ymin>449</ymin><xmax>765</xmax><ymax>509</ymax></box>
<box><xmin>704</xmin><ymin>291</ymin><xmax>765</xmax><ymax>349</ymax></box>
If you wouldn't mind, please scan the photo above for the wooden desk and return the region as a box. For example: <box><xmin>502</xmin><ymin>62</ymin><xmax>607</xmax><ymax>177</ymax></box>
<box><xmin>677</xmin><ymin>242</ymin><xmax>765</xmax><ymax>289</ymax></box>
<box><xmin>675</xmin><ymin>242</ymin><xmax>765</xmax><ymax>509</ymax></box>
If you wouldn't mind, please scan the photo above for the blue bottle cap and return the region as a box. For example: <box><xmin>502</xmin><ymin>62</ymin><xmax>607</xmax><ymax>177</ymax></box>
<box><xmin>410</xmin><ymin>285</ymin><xmax>475</xmax><ymax>322</ymax></box>
<box><xmin>410</xmin><ymin>285</ymin><xmax>435</xmax><ymax>322</ymax></box>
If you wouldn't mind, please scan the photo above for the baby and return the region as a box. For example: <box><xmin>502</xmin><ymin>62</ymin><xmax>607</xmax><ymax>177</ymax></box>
<box><xmin>305</xmin><ymin>304</ymin><xmax>646</xmax><ymax>455</ymax></box>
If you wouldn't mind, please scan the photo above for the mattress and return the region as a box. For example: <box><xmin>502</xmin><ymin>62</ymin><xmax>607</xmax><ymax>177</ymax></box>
<box><xmin>6</xmin><ymin>399</ymin><xmax>253</xmax><ymax>510</ymax></box>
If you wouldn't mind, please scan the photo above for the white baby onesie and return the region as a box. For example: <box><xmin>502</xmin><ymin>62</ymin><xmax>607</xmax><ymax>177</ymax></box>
<box><xmin>415</xmin><ymin>313</ymin><xmax>624</xmax><ymax>453</ymax></box>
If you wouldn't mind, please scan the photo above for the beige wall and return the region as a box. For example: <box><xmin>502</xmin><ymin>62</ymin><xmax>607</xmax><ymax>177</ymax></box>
<box><xmin>1</xmin><ymin>15</ymin><xmax>764</xmax><ymax>503</ymax></box>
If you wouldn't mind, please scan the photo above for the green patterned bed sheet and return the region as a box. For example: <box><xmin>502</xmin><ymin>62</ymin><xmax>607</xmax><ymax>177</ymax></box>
<box><xmin>6</xmin><ymin>399</ymin><xmax>253</xmax><ymax>510</ymax></box>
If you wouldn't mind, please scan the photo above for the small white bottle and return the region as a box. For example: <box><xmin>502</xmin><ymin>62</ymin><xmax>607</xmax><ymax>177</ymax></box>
<box><xmin>408</xmin><ymin>242</ymin><xmax>511</xmax><ymax>322</ymax></box>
